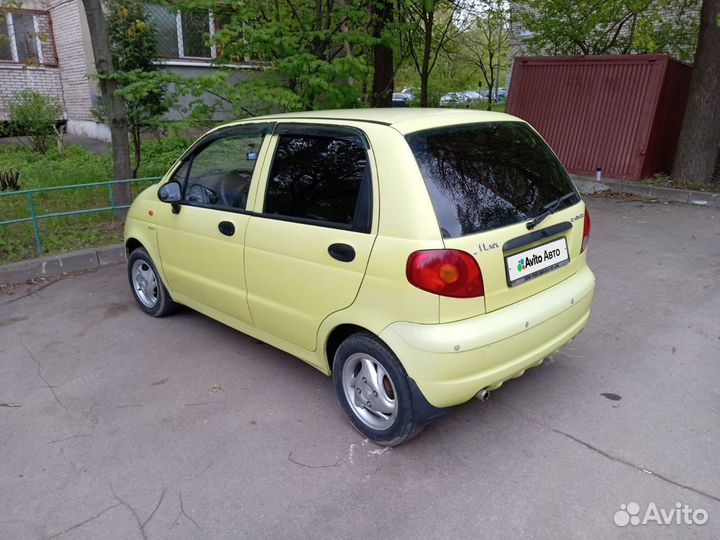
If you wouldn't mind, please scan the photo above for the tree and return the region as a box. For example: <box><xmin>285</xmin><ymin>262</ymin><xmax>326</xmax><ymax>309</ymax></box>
<box><xmin>81</xmin><ymin>0</ymin><xmax>132</xmax><ymax>204</ymax></box>
<box><xmin>371</xmin><ymin>0</ymin><xmax>395</xmax><ymax>107</ymax></box>
<box><xmin>459</xmin><ymin>0</ymin><xmax>509</xmax><ymax>109</ymax></box>
<box><xmin>402</xmin><ymin>0</ymin><xmax>467</xmax><ymax>106</ymax></box>
<box><xmin>103</xmin><ymin>0</ymin><xmax>216</xmax><ymax>176</ymax></box>
<box><xmin>184</xmin><ymin>0</ymin><xmax>374</xmax><ymax>114</ymax></box>
<box><xmin>107</xmin><ymin>0</ymin><xmax>169</xmax><ymax>178</ymax></box>
<box><xmin>514</xmin><ymin>0</ymin><xmax>699</xmax><ymax>62</ymax></box>
<box><xmin>672</xmin><ymin>0</ymin><xmax>720</xmax><ymax>185</ymax></box>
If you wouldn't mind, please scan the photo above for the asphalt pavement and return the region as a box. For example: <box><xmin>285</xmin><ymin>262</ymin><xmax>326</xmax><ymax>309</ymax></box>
<box><xmin>1</xmin><ymin>196</ymin><xmax>719</xmax><ymax>540</ymax></box>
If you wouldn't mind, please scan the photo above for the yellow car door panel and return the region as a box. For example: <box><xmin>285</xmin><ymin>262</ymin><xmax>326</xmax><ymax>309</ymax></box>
<box><xmin>157</xmin><ymin>206</ymin><xmax>252</xmax><ymax>322</ymax></box>
<box><xmin>245</xmin><ymin>219</ymin><xmax>374</xmax><ymax>351</ymax></box>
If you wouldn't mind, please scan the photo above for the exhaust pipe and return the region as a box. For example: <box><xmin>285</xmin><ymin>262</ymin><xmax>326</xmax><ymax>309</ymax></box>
<box><xmin>476</xmin><ymin>388</ymin><xmax>490</xmax><ymax>402</ymax></box>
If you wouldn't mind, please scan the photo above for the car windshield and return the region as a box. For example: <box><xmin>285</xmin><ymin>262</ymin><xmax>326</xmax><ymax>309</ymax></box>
<box><xmin>406</xmin><ymin>122</ymin><xmax>579</xmax><ymax>238</ymax></box>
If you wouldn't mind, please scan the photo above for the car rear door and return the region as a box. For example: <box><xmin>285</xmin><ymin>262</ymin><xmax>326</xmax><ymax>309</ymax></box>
<box><xmin>406</xmin><ymin>121</ymin><xmax>588</xmax><ymax>321</ymax></box>
<box><xmin>244</xmin><ymin>124</ymin><xmax>377</xmax><ymax>352</ymax></box>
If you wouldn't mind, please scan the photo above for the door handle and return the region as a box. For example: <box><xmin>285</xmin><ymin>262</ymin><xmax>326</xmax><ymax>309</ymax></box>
<box><xmin>218</xmin><ymin>221</ymin><xmax>235</xmax><ymax>236</ymax></box>
<box><xmin>328</xmin><ymin>243</ymin><xmax>355</xmax><ymax>262</ymax></box>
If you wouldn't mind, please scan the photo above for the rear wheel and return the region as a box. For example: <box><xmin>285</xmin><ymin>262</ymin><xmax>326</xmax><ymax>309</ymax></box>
<box><xmin>333</xmin><ymin>333</ymin><xmax>423</xmax><ymax>446</ymax></box>
<box><xmin>127</xmin><ymin>248</ymin><xmax>179</xmax><ymax>317</ymax></box>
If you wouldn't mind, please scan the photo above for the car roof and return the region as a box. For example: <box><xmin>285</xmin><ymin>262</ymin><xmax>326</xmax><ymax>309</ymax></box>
<box><xmin>231</xmin><ymin>108</ymin><xmax>519</xmax><ymax>135</ymax></box>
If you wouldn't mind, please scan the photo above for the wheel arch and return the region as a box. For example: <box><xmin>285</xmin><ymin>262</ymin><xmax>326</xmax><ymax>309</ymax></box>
<box><xmin>325</xmin><ymin>324</ymin><xmax>375</xmax><ymax>373</ymax></box>
<box><xmin>125</xmin><ymin>237</ymin><xmax>144</xmax><ymax>258</ymax></box>
<box><xmin>324</xmin><ymin>324</ymin><xmax>408</xmax><ymax>376</ymax></box>
<box><xmin>123</xmin><ymin>225</ymin><xmax>167</xmax><ymax>287</ymax></box>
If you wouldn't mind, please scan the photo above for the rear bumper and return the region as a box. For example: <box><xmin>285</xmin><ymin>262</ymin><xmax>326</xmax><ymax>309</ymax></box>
<box><xmin>379</xmin><ymin>266</ymin><xmax>595</xmax><ymax>409</ymax></box>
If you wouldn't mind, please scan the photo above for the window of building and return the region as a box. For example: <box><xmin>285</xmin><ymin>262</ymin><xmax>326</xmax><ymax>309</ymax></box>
<box><xmin>146</xmin><ymin>4</ymin><xmax>215</xmax><ymax>60</ymax></box>
<box><xmin>0</xmin><ymin>18</ymin><xmax>11</xmax><ymax>60</ymax></box>
<box><xmin>0</xmin><ymin>11</ymin><xmax>54</xmax><ymax>65</ymax></box>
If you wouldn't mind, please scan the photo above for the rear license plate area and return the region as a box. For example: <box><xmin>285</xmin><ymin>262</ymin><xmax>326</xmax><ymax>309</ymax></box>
<box><xmin>505</xmin><ymin>237</ymin><xmax>569</xmax><ymax>287</ymax></box>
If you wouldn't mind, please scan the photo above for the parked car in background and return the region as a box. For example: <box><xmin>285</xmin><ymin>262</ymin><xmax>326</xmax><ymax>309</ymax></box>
<box><xmin>125</xmin><ymin>109</ymin><xmax>595</xmax><ymax>446</ymax></box>
<box><xmin>439</xmin><ymin>92</ymin><xmax>459</xmax><ymax>106</ymax></box>
<box><xmin>392</xmin><ymin>92</ymin><xmax>412</xmax><ymax>107</ymax></box>
<box><xmin>482</xmin><ymin>87</ymin><xmax>507</xmax><ymax>104</ymax></box>
<box><xmin>440</xmin><ymin>90</ymin><xmax>482</xmax><ymax>107</ymax></box>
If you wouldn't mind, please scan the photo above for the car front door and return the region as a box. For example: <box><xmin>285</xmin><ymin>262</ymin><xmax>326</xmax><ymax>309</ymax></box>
<box><xmin>155</xmin><ymin>123</ymin><xmax>273</xmax><ymax>325</ymax></box>
<box><xmin>244</xmin><ymin>124</ymin><xmax>378</xmax><ymax>352</ymax></box>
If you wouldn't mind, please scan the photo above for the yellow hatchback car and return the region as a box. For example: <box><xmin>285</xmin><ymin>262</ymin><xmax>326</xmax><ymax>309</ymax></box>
<box><xmin>124</xmin><ymin>109</ymin><xmax>595</xmax><ymax>445</ymax></box>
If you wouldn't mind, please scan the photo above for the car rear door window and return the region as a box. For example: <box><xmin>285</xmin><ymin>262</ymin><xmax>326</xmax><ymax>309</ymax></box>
<box><xmin>263</xmin><ymin>132</ymin><xmax>371</xmax><ymax>231</ymax></box>
<box><xmin>407</xmin><ymin>122</ymin><xmax>579</xmax><ymax>238</ymax></box>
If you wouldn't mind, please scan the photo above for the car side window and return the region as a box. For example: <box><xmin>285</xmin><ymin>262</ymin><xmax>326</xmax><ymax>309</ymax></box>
<box><xmin>263</xmin><ymin>133</ymin><xmax>371</xmax><ymax>231</ymax></box>
<box><xmin>182</xmin><ymin>128</ymin><xmax>266</xmax><ymax>210</ymax></box>
<box><xmin>168</xmin><ymin>160</ymin><xmax>190</xmax><ymax>186</ymax></box>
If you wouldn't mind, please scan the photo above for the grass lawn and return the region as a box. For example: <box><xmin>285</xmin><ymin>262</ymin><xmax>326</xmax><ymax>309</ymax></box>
<box><xmin>0</xmin><ymin>137</ymin><xmax>193</xmax><ymax>264</ymax></box>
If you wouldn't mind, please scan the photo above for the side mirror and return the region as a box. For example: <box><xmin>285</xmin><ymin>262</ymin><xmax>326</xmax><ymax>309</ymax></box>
<box><xmin>158</xmin><ymin>181</ymin><xmax>182</xmax><ymax>203</ymax></box>
<box><xmin>158</xmin><ymin>181</ymin><xmax>182</xmax><ymax>213</ymax></box>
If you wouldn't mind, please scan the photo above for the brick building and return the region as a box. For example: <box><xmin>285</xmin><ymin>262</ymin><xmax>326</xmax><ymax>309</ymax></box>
<box><xmin>1</xmin><ymin>0</ymin><xmax>232</xmax><ymax>140</ymax></box>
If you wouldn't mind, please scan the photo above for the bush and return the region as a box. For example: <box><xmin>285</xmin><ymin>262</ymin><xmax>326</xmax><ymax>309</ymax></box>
<box><xmin>0</xmin><ymin>120</ymin><xmax>25</xmax><ymax>138</ymax></box>
<box><xmin>7</xmin><ymin>90</ymin><xmax>63</xmax><ymax>154</ymax></box>
<box><xmin>138</xmin><ymin>136</ymin><xmax>194</xmax><ymax>175</ymax></box>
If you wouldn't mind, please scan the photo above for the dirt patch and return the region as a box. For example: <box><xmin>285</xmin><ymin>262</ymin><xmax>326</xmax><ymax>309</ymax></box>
<box><xmin>102</xmin><ymin>301</ymin><xmax>134</xmax><ymax>320</ymax></box>
<box><xmin>0</xmin><ymin>267</ymin><xmax>102</xmax><ymax>304</ymax></box>
<box><xmin>0</xmin><ymin>314</ymin><xmax>29</xmax><ymax>327</ymax></box>
<box><xmin>640</xmin><ymin>175</ymin><xmax>720</xmax><ymax>193</ymax></box>
<box><xmin>586</xmin><ymin>190</ymin><xmax>656</xmax><ymax>202</ymax></box>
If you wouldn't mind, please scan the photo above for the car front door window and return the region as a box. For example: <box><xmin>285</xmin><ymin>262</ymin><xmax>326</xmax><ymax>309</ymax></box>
<box><xmin>182</xmin><ymin>129</ymin><xmax>266</xmax><ymax>210</ymax></box>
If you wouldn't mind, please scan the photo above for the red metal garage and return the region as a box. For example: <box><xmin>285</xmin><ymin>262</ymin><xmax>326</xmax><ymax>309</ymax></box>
<box><xmin>506</xmin><ymin>55</ymin><xmax>691</xmax><ymax>180</ymax></box>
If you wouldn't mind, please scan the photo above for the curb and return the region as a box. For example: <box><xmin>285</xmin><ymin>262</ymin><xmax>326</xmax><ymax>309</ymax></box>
<box><xmin>0</xmin><ymin>245</ymin><xmax>124</xmax><ymax>285</ymax></box>
<box><xmin>573</xmin><ymin>175</ymin><xmax>720</xmax><ymax>207</ymax></box>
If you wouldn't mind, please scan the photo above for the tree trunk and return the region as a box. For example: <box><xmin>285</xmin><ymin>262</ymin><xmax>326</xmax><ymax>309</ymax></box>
<box><xmin>81</xmin><ymin>0</ymin><xmax>133</xmax><ymax>205</ymax></box>
<box><xmin>420</xmin><ymin>11</ymin><xmax>434</xmax><ymax>107</ymax></box>
<box><xmin>420</xmin><ymin>70</ymin><xmax>430</xmax><ymax>107</ymax></box>
<box><xmin>486</xmin><ymin>73</ymin><xmax>494</xmax><ymax>111</ymax></box>
<box><xmin>671</xmin><ymin>0</ymin><xmax>720</xmax><ymax>185</ymax></box>
<box><xmin>131</xmin><ymin>128</ymin><xmax>142</xmax><ymax>179</ymax></box>
<box><xmin>370</xmin><ymin>0</ymin><xmax>394</xmax><ymax>107</ymax></box>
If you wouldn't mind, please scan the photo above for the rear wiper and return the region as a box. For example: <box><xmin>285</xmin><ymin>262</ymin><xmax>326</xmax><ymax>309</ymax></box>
<box><xmin>526</xmin><ymin>192</ymin><xmax>577</xmax><ymax>230</ymax></box>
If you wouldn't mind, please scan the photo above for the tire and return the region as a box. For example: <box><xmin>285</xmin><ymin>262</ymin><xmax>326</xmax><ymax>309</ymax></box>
<box><xmin>127</xmin><ymin>247</ymin><xmax>179</xmax><ymax>317</ymax></box>
<box><xmin>333</xmin><ymin>332</ymin><xmax>424</xmax><ymax>446</ymax></box>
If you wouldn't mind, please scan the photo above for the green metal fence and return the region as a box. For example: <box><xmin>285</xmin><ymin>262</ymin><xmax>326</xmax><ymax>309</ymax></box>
<box><xmin>0</xmin><ymin>177</ymin><xmax>161</xmax><ymax>257</ymax></box>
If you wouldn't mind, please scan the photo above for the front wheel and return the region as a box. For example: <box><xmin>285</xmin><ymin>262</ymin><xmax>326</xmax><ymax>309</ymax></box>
<box><xmin>127</xmin><ymin>247</ymin><xmax>179</xmax><ymax>317</ymax></box>
<box><xmin>333</xmin><ymin>333</ymin><xmax>423</xmax><ymax>446</ymax></box>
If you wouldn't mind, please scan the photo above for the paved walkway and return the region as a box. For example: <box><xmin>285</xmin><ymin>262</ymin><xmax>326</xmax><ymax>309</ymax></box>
<box><xmin>1</xmin><ymin>197</ymin><xmax>719</xmax><ymax>539</ymax></box>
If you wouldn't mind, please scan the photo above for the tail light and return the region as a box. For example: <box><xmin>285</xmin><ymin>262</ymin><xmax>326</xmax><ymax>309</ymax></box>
<box><xmin>406</xmin><ymin>249</ymin><xmax>484</xmax><ymax>298</ymax></box>
<box><xmin>581</xmin><ymin>209</ymin><xmax>591</xmax><ymax>253</ymax></box>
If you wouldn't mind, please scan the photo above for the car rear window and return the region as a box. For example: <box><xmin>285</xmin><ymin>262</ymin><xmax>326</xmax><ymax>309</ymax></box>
<box><xmin>406</xmin><ymin>122</ymin><xmax>579</xmax><ymax>238</ymax></box>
